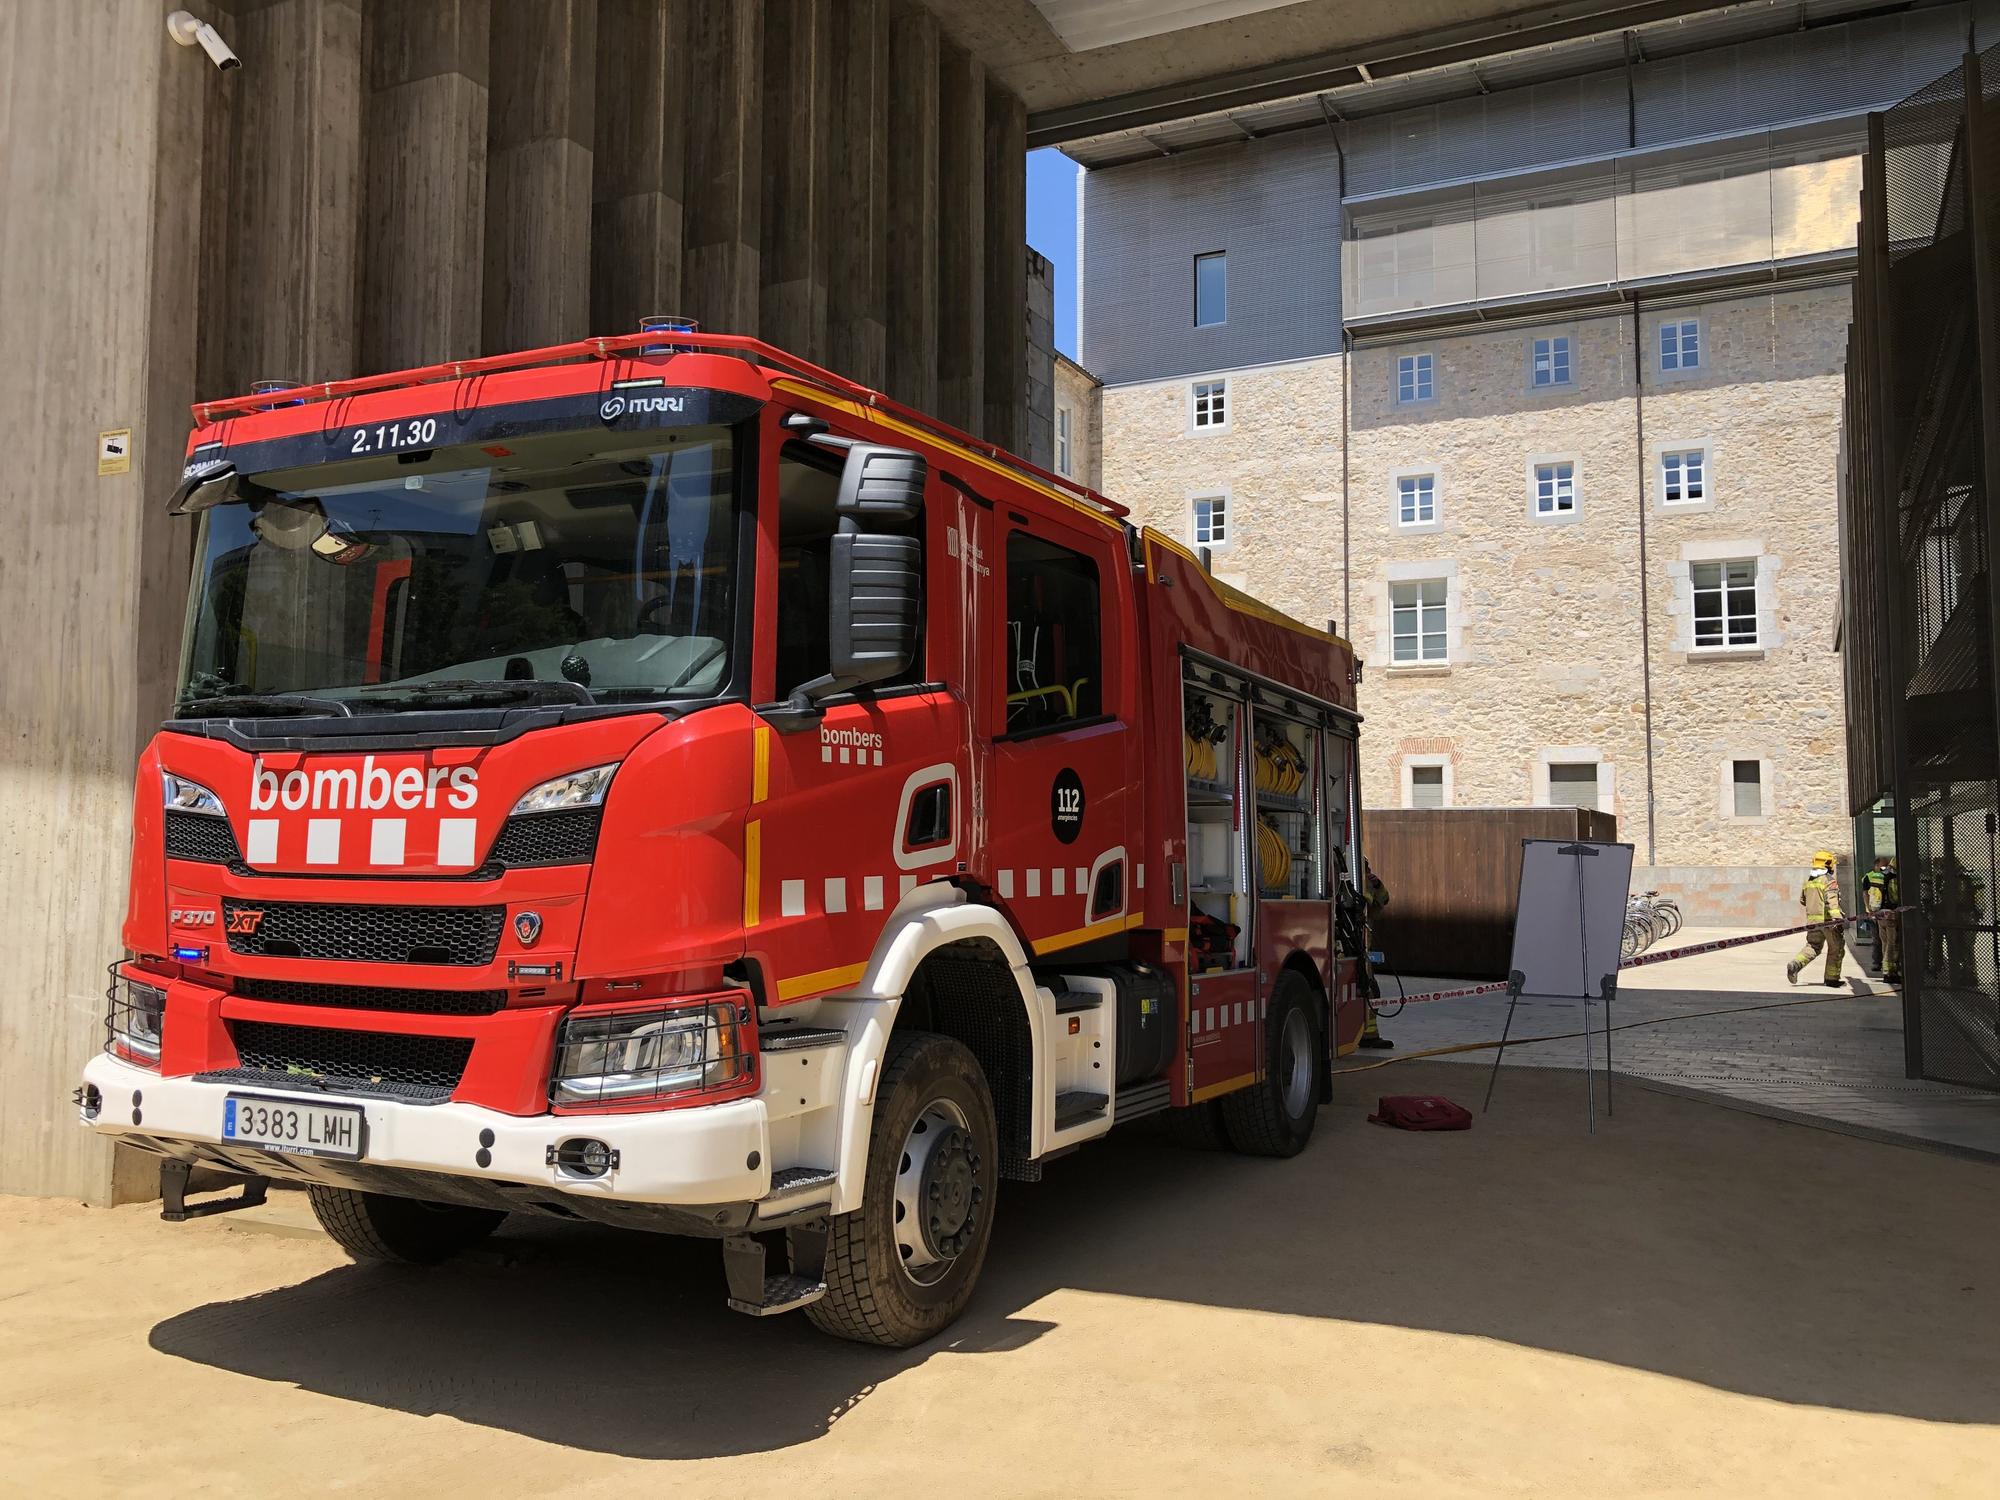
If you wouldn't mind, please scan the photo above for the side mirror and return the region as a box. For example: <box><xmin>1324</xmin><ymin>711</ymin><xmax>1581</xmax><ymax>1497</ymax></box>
<box><xmin>168</xmin><ymin>460</ymin><xmax>239</xmax><ymax>515</ymax></box>
<box><xmin>835</xmin><ymin>444</ymin><xmax>925</xmax><ymax>523</ymax></box>
<box><xmin>828</xmin><ymin>532</ymin><xmax>921</xmax><ymax>684</ymax></box>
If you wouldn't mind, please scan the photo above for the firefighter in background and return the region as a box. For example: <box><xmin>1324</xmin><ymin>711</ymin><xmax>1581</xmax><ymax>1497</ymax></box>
<box><xmin>1786</xmin><ymin>850</ymin><xmax>1847</xmax><ymax>988</ymax></box>
<box><xmin>1358</xmin><ymin>861</ymin><xmax>1394</xmax><ymax>1050</ymax></box>
<box><xmin>1927</xmin><ymin>853</ymin><xmax>1987</xmax><ymax>987</ymax></box>
<box><xmin>1861</xmin><ymin>855</ymin><xmax>1902</xmax><ymax>986</ymax></box>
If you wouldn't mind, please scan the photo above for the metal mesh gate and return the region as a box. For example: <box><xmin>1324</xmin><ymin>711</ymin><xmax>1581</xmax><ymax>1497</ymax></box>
<box><xmin>1846</xmin><ymin>51</ymin><xmax>2000</xmax><ymax>1089</ymax></box>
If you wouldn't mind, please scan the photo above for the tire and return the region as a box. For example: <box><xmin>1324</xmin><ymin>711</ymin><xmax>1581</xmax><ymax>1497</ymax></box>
<box><xmin>1219</xmin><ymin>971</ymin><xmax>1324</xmax><ymax>1158</ymax></box>
<box><xmin>306</xmin><ymin>1185</ymin><xmax>506</xmax><ymax>1266</ymax></box>
<box><xmin>1163</xmin><ymin>1099</ymin><xmax>1229</xmax><ymax>1150</ymax></box>
<box><xmin>807</xmin><ymin>1031</ymin><xmax>999</xmax><ymax>1348</ymax></box>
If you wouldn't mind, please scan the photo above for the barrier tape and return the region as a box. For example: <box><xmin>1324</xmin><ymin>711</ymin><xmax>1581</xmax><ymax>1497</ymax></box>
<box><xmin>1370</xmin><ymin>905</ymin><xmax>1909</xmax><ymax>1011</ymax></box>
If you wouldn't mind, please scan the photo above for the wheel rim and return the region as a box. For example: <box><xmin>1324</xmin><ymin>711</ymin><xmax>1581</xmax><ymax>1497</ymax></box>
<box><xmin>892</xmin><ymin>1096</ymin><xmax>983</xmax><ymax>1287</ymax></box>
<box><xmin>1278</xmin><ymin>1005</ymin><xmax>1313</xmax><ymax>1120</ymax></box>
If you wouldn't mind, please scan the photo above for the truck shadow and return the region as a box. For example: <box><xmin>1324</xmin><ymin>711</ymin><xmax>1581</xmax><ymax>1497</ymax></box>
<box><xmin>148</xmin><ymin>1063</ymin><xmax>2000</xmax><ymax>1457</ymax></box>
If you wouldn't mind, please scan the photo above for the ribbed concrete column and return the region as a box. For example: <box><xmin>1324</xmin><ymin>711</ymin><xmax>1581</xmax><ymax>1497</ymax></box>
<box><xmin>683</xmin><ymin>0</ymin><xmax>762</xmax><ymax>336</ymax></box>
<box><xmin>885</xmin><ymin>4</ymin><xmax>938</xmax><ymax>411</ymax></box>
<box><xmin>983</xmin><ymin>80</ymin><xmax>1027</xmax><ymax>454</ymax></box>
<box><xmin>591</xmin><ymin>0</ymin><xmax>687</xmax><ymax>335</ymax></box>
<box><xmin>935</xmin><ymin>38</ymin><xmax>985</xmax><ymax>433</ymax></box>
<box><xmin>221</xmin><ymin>0</ymin><xmax>363</xmax><ymax>388</ymax></box>
<box><xmin>485</xmin><ymin>0</ymin><xmax>597</xmax><ymax>353</ymax></box>
<box><xmin>760</xmin><ymin>0</ymin><xmax>832</xmax><ymax>361</ymax></box>
<box><xmin>827</xmin><ymin>0</ymin><xmax>890</xmax><ymax>385</ymax></box>
<box><xmin>363</xmin><ymin>0</ymin><xmax>490</xmax><ymax>370</ymax></box>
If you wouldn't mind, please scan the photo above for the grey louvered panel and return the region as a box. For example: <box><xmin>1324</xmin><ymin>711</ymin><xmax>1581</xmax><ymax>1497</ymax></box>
<box><xmin>1080</xmin><ymin>131</ymin><xmax>1342</xmax><ymax>385</ymax></box>
<box><xmin>1346</xmin><ymin>68</ymin><xmax>1627</xmax><ymax>195</ymax></box>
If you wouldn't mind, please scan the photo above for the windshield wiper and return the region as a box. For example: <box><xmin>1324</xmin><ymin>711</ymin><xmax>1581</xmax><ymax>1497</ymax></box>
<box><xmin>349</xmin><ymin>678</ymin><xmax>595</xmax><ymax>709</ymax></box>
<box><xmin>176</xmin><ymin>692</ymin><xmax>355</xmax><ymax>719</ymax></box>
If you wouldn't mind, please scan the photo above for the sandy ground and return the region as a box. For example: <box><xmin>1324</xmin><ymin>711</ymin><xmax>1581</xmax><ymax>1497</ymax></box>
<box><xmin>3</xmin><ymin>1062</ymin><xmax>1995</xmax><ymax>1499</ymax></box>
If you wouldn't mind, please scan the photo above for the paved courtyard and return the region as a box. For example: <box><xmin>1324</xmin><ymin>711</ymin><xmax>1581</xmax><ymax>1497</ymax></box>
<box><xmin>1354</xmin><ymin>927</ymin><xmax>2000</xmax><ymax>1159</ymax></box>
<box><xmin>4</xmin><ymin>1060</ymin><xmax>1996</xmax><ymax>1497</ymax></box>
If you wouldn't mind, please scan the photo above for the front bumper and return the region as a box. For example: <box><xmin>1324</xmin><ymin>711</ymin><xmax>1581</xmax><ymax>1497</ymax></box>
<box><xmin>80</xmin><ymin>1051</ymin><xmax>772</xmax><ymax>1213</ymax></box>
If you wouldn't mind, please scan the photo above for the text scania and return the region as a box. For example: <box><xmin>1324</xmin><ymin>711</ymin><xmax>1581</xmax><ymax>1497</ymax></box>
<box><xmin>251</xmin><ymin>756</ymin><xmax>478</xmax><ymax>813</ymax></box>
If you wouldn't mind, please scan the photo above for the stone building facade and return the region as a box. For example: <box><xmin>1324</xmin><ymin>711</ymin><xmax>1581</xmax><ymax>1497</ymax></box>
<box><xmin>1052</xmin><ymin>353</ymin><xmax>1102</xmax><ymax>487</ymax></box>
<box><xmin>1073</xmin><ymin>3</ymin><xmax>1978</xmax><ymax>925</ymax></box>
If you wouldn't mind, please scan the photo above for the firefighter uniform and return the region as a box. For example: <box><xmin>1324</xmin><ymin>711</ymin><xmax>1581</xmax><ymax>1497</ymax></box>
<box><xmin>1927</xmin><ymin>856</ymin><xmax>1987</xmax><ymax>987</ymax></box>
<box><xmin>1861</xmin><ymin>857</ymin><xmax>1901</xmax><ymax>985</ymax></box>
<box><xmin>1786</xmin><ymin>851</ymin><xmax>1846</xmax><ymax>987</ymax></box>
<box><xmin>1359</xmin><ymin>865</ymin><xmax>1393</xmax><ymax>1049</ymax></box>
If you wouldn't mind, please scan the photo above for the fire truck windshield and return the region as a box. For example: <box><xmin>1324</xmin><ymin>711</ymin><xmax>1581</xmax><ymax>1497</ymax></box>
<box><xmin>176</xmin><ymin>423</ymin><xmax>743</xmax><ymax>714</ymax></box>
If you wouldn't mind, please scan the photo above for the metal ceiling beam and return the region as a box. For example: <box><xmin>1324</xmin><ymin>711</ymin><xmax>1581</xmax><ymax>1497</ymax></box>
<box><xmin>1025</xmin><ymin>0</ymin><xmax>1739</xmax><ymax>148</ymax></box>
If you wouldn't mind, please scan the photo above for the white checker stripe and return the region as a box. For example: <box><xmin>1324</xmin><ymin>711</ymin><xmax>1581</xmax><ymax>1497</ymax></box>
<box><xmin>1052</xmin><ymin>868</ymin><xmax>1066</xmax><ymax>897</ymax></box>
<box><xmin>370</xmin><ymin>819</ymin><xmax>406</xmax><ymax>866</ymax></box>
<box><xmin>1027</xmin><ymin>868</ymin><xmax>1041</xmax><ymax>898</ymax></box>
<box><xmin>824</xmin><ymin>877</ymin><xmax>847</xmax><ymax>914</ymax></box>
<box><xmin>839</xmin><ymin>746</ymin><xmax>851</xmax><ymax>765</ymax></box>
<box><xmin>1205</xmin><ymin>1007</ymin><xmax>1215</xmax><ymax>1031</ymax></box>
<box><xmin>436</xmin><ymin>817</ymin><xmax>477</xmax><ymax>867</ymax></box>
<box><xmin>781</xmin><ymin>880</ymin><xmax>806</xmax><ymax>918</ymax></box>
<box><xmin>821</xmin><ymin>746</ymin><xmax>832</xmax><ymax>763</ymax></box>
<box><xmin>1136</xmin><ymin>862</ymin><xmax>1146</xmax><ymax>890</ymax></box>
<box><xmin>246</xmin><ymin>819</ymin><xmax>278</xmax><ymax>865</ymax></box>
<box><xmin>863</xmin><ymin>876</ymin><xmax>884</xmax><ymax>910</ymax></box>
<box><xmin>305</xmin><ymin>819</ymin><xmax>340</xmax><ymax>865</ymax></box>
<box><xmin>873</xmin><ymin>749</ymin><xmax>884</xmax><ymax>766</ymax></box>
<box><xmin>1075</xmin><ymin>866</ymin><xmax>1086</xmax><ymax>892</ymax></box>
<box><xmin>998</xmin><ymin>869</ymin><xmax>1014</xmax><ymax>899</ymax></box>
<box><xmin>900</xmin><ymin>874</ymin><xmax>918</xmax><ymax>898</ymax></box>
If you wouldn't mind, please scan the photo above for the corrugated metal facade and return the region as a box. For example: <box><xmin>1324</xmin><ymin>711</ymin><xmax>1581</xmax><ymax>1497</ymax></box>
<box><xmin>1079</xmin><ymin>131</ymin><xmax>1342</xmax><ymax>385</ymax></box>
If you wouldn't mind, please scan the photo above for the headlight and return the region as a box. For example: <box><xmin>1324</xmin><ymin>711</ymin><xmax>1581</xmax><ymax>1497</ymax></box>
<box><xmin>106</xmin><ymin>973</ymin><xmax>166</xmax><ymax>1067</ymax></box>
<box><xmin>551</xmin><ymin>998</ymin><xmax>750</xmax><ymax>1106</ymax></box>
<box><xmin>511</xmin><ymin>763</ymin><xmax>619</xmax><ymax>817</ymax></box>
<box><xmin>162</xmin><ymin>772</ymin><xmax>225</xmax><ymax>816</ymax></box>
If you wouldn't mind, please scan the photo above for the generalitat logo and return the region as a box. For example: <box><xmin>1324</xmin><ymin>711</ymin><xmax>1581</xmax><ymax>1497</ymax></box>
<box><xmin>250</xmin><ymin>755</ymin><xmax>478</xmax><ymax>813</ymax></box>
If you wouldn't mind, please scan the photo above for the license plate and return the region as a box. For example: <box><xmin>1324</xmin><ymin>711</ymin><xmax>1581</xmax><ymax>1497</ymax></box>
<box><xmin>222</xmin><ymin>1095</ymin><xmax>366</xmax><ymax>1161</ymax></box>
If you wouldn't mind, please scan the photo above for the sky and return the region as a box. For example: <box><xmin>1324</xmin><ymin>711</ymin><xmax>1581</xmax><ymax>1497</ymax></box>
<box><xmin>1026</xmin><ymin>148</ymin><xmax>1080</xmax><ymax>359</ymax></box>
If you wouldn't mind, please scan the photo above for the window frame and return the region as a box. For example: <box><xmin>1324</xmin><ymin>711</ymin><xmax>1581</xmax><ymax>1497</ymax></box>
<box><xmin>1658</xmin><ymin>317</ymin><xmax>1703</xmax><ymax>376</ymax></box>
<box><xmin>1189</xmin><ymin>377</ymin><xmax>1229</xmax><ymax>433</ymax></box>
<box><xmin>1721</xmin><ymin>756</ymin><xmax>1772</xmax><ymax>821</ymax></box>
<box><xmin>1389</xmin><ymin>576</ymin><xmax>1449</xmax><ymax>666</ymax></box>
<box><xmin>1528</xmin><ymin>332</ymin><xmax>1574</xmax><ymax>391</ymax></box>
<box><xmin>1395</xmin><ymin>470</ymin><xmax>1439</xmax><ymax>530</ymax></box>
<box><xmin>1402</xmin><ymin>755</ymin><xmax>1452</xmax><ymax>809</ymax></box>
<box><xmin>1527</xmin><ymin>454</ymin><xmax>1582</xmax><ymax>526</ymax></box>
<box><xmin>1194</xmin><ymin>251</ymin><xmax>1227</xmax><ymax>328</ymax></box>
<box><xmin>1546</xmin><ymin>761</ymin><xmax>1601</xmax><ymax>812</ymax></box>
<box><xmin>1000</xmin><ymin>526</ymin><xmax>1109</xmax><ymax>739</ymax></box>
<box><xmin>1690</xmin><ymin>557</ymin><xmax>1762</xmax><ymax>652</ymax></box>
<box><xmin>1190</xmin><ymin>488</ymin><xmax>1230</xmax><ymax>550</ymax></box>
<box><xmin>1396</xmin><ymin>351</ymin><xmax>1436</xmax><ymax>405</ymax></box>
<box><xmin>1657</xmin><ymin>440</ymin><xmax>1713</xmax><ymax>511</ymax></box>
<box><xmin>1055</xmin><ymin>405</ymin><xmax>1073</xmax><ymax>477</ymax></box>
<box><xmin>1536</xmin><ymin>747</ymin><xmax>1611</xmax><ymax>812</ymax></box>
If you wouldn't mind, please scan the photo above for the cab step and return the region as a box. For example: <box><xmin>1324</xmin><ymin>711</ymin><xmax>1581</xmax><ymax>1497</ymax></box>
<box><xmin>1054</xmin><ymin>1090</ymin><xmax>1109</xmax><ymax>1129</ymax></box>
<box><xmin>766</xmin><ymin>1165</ymin><xmax>837</xmax><ymax>1197</ymax></box>
<box><xmin>726</xmin><ymin>1273</ymin><xmax>827</xmax><ymax>1317</ymax></box>
<box><xmin>761</xmin><ymin>1025</ymin><xmax>846</xmax><ymax>1053</ymax></box>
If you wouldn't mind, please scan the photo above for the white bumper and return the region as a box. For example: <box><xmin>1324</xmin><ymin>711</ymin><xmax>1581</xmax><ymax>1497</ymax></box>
<box><xmin>80</xmin><ymin>1052</ymin><xmax>772</xmax><ymax>1207</ymax></box>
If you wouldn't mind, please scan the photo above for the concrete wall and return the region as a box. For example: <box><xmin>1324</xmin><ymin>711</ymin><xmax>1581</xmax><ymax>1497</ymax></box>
<box><xmin>0</xmin><ymin>0</ymin><xmax>1037</xmax><ymax>1202</ymax></box>
<box><xmin>1099</xmin><ymin>284</ymin><xmax>1853</xmax><ymax>927</ymax></box>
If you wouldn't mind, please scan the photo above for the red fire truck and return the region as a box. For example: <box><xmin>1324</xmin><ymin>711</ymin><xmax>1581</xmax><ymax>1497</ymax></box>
<box><xmin>77</xmin><ymin>329</ymin><xmax>1367</xmax><ymax>1347</ymax></box>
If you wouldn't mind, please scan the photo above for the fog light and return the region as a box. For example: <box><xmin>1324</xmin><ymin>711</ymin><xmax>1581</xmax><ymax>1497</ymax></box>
<box><xmin>548</xmin><ymin>1138</ymin><xmax>620</xmax><ymax>1178</ymax></box>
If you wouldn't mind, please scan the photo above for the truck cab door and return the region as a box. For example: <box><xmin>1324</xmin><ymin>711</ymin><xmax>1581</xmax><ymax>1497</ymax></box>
<box><xmin>985</xmin><ymin>511</ymin><xmax>1136</xmax><ymax>961</ymax></box>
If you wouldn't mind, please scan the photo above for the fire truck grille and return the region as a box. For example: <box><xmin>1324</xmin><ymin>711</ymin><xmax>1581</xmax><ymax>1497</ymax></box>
<box><xmin>232</xmin><ymin>978</ymin><xmax>509</xmax><ymax>1017</ymax></box>
<box><xmin>221</xmin><ymin>900</ymin><xmax>505</xmax><ymax>966</ymax></box>
<box><xmin>164</xmin><ymin>812</ymin><xmax>241</xmax><ymax>864</ymax></box>
<box><xmin>489</xmin><ymin>810</ymin><xmax>601</xmax><ymax>867</ymax></box>
<box><xmin>222</xmin><ymin>1021</ymin><xmax>473</xmax><ymax>1101</ymax></box>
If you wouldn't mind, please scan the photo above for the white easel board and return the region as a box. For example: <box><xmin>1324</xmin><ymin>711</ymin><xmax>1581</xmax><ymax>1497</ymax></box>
<box><xmin>1507</xmin><ymin>838</ymin><xmax>1636</xmax><ymax>1000</ymax></box>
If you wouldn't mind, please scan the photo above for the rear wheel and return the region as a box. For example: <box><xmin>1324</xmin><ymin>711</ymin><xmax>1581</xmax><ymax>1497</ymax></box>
<box><xmin>1219</xmin><ymin>971</ymin><xmax>1324</xmax><ymax>1158</ymax></box>
<box><xmin>807</xmin><ymin>1031</ymin><xmax>999</xmax><ymax>1347</ymax></box>
<box><xmin>306</xmin><ymin>1186</ymin><xmax>505</xmax><ymax>1265</ymax></box>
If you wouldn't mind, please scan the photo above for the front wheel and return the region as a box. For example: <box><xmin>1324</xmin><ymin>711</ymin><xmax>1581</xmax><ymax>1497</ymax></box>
<box><xmin>1219</xmin><ymin>971</ymin><xmax>1324</xmax><ymax>1157</ymax></box>
<box><xmin>306</xmin><ymin>1186</ymin><xmax>505</xmax><ymax>1265</ymax></box>
<box><xmin>807</xmin><ymin>1030</ymin><xmax>999</xmax><ymax>1347</ymax></box>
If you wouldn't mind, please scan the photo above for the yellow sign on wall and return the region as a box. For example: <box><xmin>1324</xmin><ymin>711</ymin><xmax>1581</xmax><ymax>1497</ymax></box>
<box><xmin>98</xmin><ymin>429</ymin><xmax>132</xmax><ymax>477</ymax></box>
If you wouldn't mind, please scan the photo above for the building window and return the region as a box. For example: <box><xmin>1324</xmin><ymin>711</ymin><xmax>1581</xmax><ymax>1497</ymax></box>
<box><xmin>1397</xmin><ymin>473</ymin><xmax>1437</xmax><ymax>527</ymax></box>
<box><xmin>1055</xmin><ymin>406</ymin><xmax>1073</xmax><ymax>477</ymax></box>
<box><xmin>1390</xmin><ymin>579</ymin><xmax>1448</xmax><ymax>664</ymax></box>
<box><xmin>1531</xmin><ymin>335</ymin><xmax>1572</xmax><ymax>388</ymax></box>
<box><xmin>1548</xmin><ymin>762</ymin><xmax>1599</xmax><ymax>811</ymax></box>
<box><xmin>1192</xmin><ymin>379</ymin><xmax>1227</xmax><ymax>429</ymax></box>
<box><xmin>1397</xmin><ymin>353</ymin><xmax>1434</xmax><ymax>403</ymax></box>
<box><xmin>1732</xmin><ymin>759</ymin><xmax>1763</xmax><ymax>817</ymax></box>
<box><xmin>1408</xmin><ymin>764</ymin><xmax>1446</xmax><ymax>809</ymax></box>
<box><xmin>1692</xmin><ymin>559</ymin><xmax>1759</xmax><ymax>649</ymax></box>
<box><xmin>1193</xmin><ymin>493</ymin><xmax>1227</xmax><ymax>547</ymax></box>
<box><xmin>1195</xmin><ymin>252</ymin><xmax>1226</xmax><ymax>327</ymax></box>
<box><xmin>1662</xmin><ymin>448</ymin><xmax>1706</xmax><ymax>505</ymax></box>
<box><xmin>1533</xmin><ymin>461</ymin><xmax>1577</xmax><ymax>518</ymax></box>
<box><xmin>1660</xmin><ymin>319</ymin><xmax>1701</xmax><ymax>373</ymax></box>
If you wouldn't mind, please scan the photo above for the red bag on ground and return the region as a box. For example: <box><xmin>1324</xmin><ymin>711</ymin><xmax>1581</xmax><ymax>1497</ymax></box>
<box><xmin>1369</xmin><ymin>1095</ymin><xmax>1473</xmax><ymax>1131</ymax></box>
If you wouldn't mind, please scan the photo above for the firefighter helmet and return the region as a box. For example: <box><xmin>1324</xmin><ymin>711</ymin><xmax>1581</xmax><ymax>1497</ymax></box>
<box><xmin>1811</xmin><ymin>849</ymin><xmax>1838</xmax><ymax>870</ymax></box>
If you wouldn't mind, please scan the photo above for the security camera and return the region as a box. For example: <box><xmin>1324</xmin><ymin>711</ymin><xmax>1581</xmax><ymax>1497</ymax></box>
<box><xmin>166</xmin><ymin>9</ymin><xmax>240</xmax><ymax>71</ymax></box>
